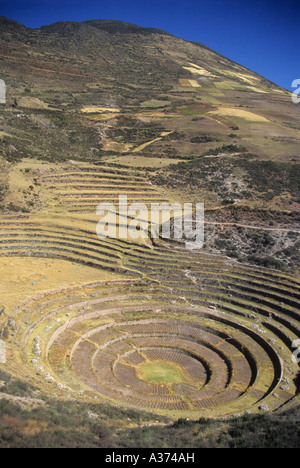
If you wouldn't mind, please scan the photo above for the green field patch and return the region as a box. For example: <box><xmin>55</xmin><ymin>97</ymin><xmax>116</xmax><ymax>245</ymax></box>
<box><xmin>180</xmin><ymin>108</ymin><xmax>208</xmax><ymax>116</ymax></box>
<box><xmin>136</xmin><ymin>360</ymin><xmax>188</xmax><ymax>385</ymax></box>
<box><xmin>140</xmin><ymin>99</ymin><xmax>171</xmax><ymax>108</ymax></box>
<box><xmin>214</xmin><ymin>81</ymin><xmax>235</xmax><ymax>90</ymax></box>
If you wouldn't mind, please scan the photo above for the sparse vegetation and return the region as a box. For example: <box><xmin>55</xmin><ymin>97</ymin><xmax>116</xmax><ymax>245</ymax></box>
<box><xmin>1</xmin><ymin>396</ymin><xmax>299</xmax><ymax>448</ymax></box>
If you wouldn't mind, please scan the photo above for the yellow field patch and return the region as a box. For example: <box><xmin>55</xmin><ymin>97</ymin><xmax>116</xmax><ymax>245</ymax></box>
<box><xmin>132</xmin><ymin>137</ymin><xmax>163</xmax><ymax>153</ymax></box>
<box><xmin>214</xmin><ymin>81</ymin><xmax>267</xmax><ymax>94</ymax></box>
<box><xmin>197</xmin><ymin>95</ymin><xmax>221</xmax><ymax>105</ymax></box>
<box><xmin>214</xmin><ymin>82</ymin><xmax>234</xmax><ymax>90</ymax></box>
<box><xmin>102</xmin><ymin>155</ymin><xmax>183</xmax><ymax>168</ymax></box>
<box><xmin>134</xmin><ymin>111</ymin><xmax>175</xmax><ymax>120</ymax></box>
<box><xmin>235</xmin><ymin>73</ymin><xmax>260</xmax><ymax>84</ymax></box>
<box><xmin>0</xmin><ymin>131</ymin><xmax>13</xmax><ymax>138</ymax></box>
<box><xmin>81</xmin><ymin>107</ymin><xmax>120</xmax><ymax>114</ymax></box>
<box><xmin>211</xmin><ymin>69</ymin><xmax>236</xmax><ymax>79</ymax></box>
<box><xmin>0</xmin><ymin>257</ymin><xmax>123</xmax><ymax>313</ymax></box>
<box><xmin>270</xmin><ymin>88</ymin><xmax>287</xmax><ymax>94</ymax></box>
<box><xmin>187</xmin><ymin>63</ymin><xmax>215</xmax><ymax>75</ymax></box>
<box><xmin>183</xmin><ymin>66</ymin><xmax>215</xmax><ymax>76</ymax></box>
<box><xmin>179</xmin><ymin>79</ymin><xmax>191</xmax><ymax>87</ymax></box>
<box><xmin>213</xmin><ymin>70</ymin><xmax>260</xmax><ymax>85</ymax></box>
<box><xmin>4</xmin><ymin>164</ymin><xmax>37</xmax><ymax>209</ymax></box>
<box><xmin>131</xmin><ymin>131</ymin><xmax>173</xmax><ymax>153</ymax></box>
<box><xmin>188</xmin><ymin>63</ymin><xmax>203</xmax><ymax>69</ymax></box>
<box><xmin>83</xmin><ymin>113</ymin><xmax>120</xmax><ymax>121</ymax></box>
<box><xmin>209</xmin><ymin>107</ymin><xmax>270</xmax><ymax>122</ymax></box>
<box><xmin>102</xmin><ymin>141</ymin><xmax>134</xmax><ymax>153</ymax></box>
<box><xmin>189</xmin><ymin>80</ymin><xmax>201</xmax><ymax>88</ymax></box>
<box><xmin>140</xmin><ymin>99</ymin><xmax>171</xmax><ymax>108</ymax></box>
<box><xmin>18</xmin><ymin>97</ymin><xmax>54</xmax><ymax>110</ymax></box>
<box><xmin>247</xmin><ymin>86</ymin><xmax>268</xmax><ymax>94</ymax></box>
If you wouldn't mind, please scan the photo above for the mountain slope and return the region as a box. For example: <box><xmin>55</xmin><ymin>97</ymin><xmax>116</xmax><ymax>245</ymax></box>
<box><xmin>0</xmin><ymin>17</ymin><xmax>299</xmax><ymax>447</ymax></box>
<box><xmin>0</xmin><ymin>16</ymin><xmax>299</xmax><ymax>269</ymax></box>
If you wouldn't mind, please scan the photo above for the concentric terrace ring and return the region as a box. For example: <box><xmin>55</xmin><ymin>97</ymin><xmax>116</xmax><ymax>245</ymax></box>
<box><xmin>3</xmin><ymin>269</ymin><xmax>299</xmax><ymax>418</ymax></box>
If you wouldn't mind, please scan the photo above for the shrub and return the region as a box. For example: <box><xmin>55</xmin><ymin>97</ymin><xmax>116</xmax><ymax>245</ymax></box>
<box><xmin>190</xmin><ymin>135</ymin><xmax>218</xmax><ymax>144</ymax></box>
<box><xmin>247</xmin><ymin>255</ymin><xmax>284</xmax><ymax>270</ymax></box>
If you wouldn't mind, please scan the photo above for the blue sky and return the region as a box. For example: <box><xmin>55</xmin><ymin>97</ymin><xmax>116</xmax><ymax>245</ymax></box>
<box><xmin>1</xmin><ymin>0</ymin><xmax>298</xmax><ymax>90</ymax></box>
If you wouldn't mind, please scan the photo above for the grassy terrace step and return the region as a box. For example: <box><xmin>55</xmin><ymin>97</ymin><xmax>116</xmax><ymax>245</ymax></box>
<box><xmin>49</xmin><ymin>168</ymin><xmax>146</xmax><ymax>179</ymax></box>
<box><xmin>139</xmin><ymin>247</ymin><xmax>300</xmax><ymax>281</ymax></box>
<box><xmin>2</xmin><ymin>284</ymin><xmax>290</xmax><ymax>328</ymax></box>
<box><xmin>229</xmin><ymin>265</ymin><xmax>300</xmax><ymax>287</ymax></box>
<box><xmin>208</xmin><ymin>300</ymin><xmax>300</xmax><ymax>338</ymax></box>
<box><xmin>153</xmin><ymin>281</ymin><xmax>300</xmax><ymax>321</ymax></box>
<box><xmin>42</xmin><ymin>176</ymin><xmax>151</xmax><ymax>183</ymax></box>
<box><xmin>41</xmin><ymin>174</ymin><xmax>147</xmax><ymax>183</ymax></box>
<box><xmin>67</xmin><ymin>207</ymin><xmax>168</xmax><ymax>213</ymax></box>
<box><xmin>225</xmin><ymin>283</ymin><xmax>300</xmax><ymax>309</ymax></box>
<box><xmin>64</xmin><ymin>202</ymin><xmax>169</xmax><ymax>209</ymax></box>
<box><xmin>150</xmin><ymin>277</ymin><xmax>300</xmax><ymax>317</ymax></box>
<box><xmin>0</xmin><ymin>246</ymin><xmax>121</xmax><ymax>270</ymax></box>
<box><xmin>126</xmin><ymin>258</ymin><xmax>300</xmax><ymax>293</ymax></box>
<box><xmin>42</xmin><ymin>176</ymin><xmax>148</xmax><ymax>185</ymax></box>
<box><xmin>122</xmin><ymin>244</ymin><xmax>289</xmax><ymax>271</ymax></box>
<box><xmin>262</xmin><ymin>321</ymin><xmax>298</xmax><ymax>348</ymax></box>
<box><xmin>73</xmin><ymin>164</ymin><xmax>145</xmax><ymax>172</ymax></box>
<box><xmin>50</xmin><ymin>185</ymin><xmax>159</xmax><ymax>192</ymax></box>
<box><xmin>127</xmin><ymin>257</ymin><xmax>300</xmax><ymax>290</ymax></box>
<box><xmin>43</xmin><ymin>176</ymin><xmax>153</xmax><ymax>184</ymax></box>
<box><xmin>53</xmin><ymin>184</ymin><xmax>160</xmax><ymax>191</ymax></box>
<box><xmin>0</xmin><ymin>237</ymin><xmax>122</xmax><ymax>260</ymax></box>
<box><xmin>9</xmin><ymin>291</ymin><xmax>150</xmax><ymax>329</ymax></box>
<box><xmin>126</xmin><ymin>265</ymin><xmax>300</xmax><ymax>301</ymax></box>
<box><xmin>0</xmin><ymin>227</ymin><xmax>129</xmax><ymax>253</ymax></box>
<box><xmin>0</xmin><ymin>220</ymin><xmax>157</xmax><ymax>253</ymax></box>
<box><xmin>124</xmin><ymin>252</ymin><xmax>224</xmax><ymax>266</ymax></box>
<box><xmin>64</xmin><ymin>199</ymin><xmax>170</xmax><ymax>207</ymax></box>
<box><xmin>0</xmin><ymin>248</ymin><xmax>119</xmax><ymax>267</ymax></box>
<box><xmin>128</xmin><ymin>279</ymin><xmax>300</xmax><ymax>311</ymax></box>
<box><xmin>2</xmin><ymin>275</ymin><xmax>297</xmax><ymax>417</ymax></box>
<box><xmin>128</xmin><ymin>285</ymin><xmax>300</xmax><ymax>338</ymax></box>
<box><xmin>56</xmin><ymin>192</ymin><xmax>168</xmax><ymax>199</ymax></box>
<box><xmin>136</xmin><ymin>265</ymin><xmax>300</xmax><ymax>307</ymax></box>
<box><xmin>0</xmin><ymin>223</ymin><xmax>143</xmax><ymax>253</ymax></box>
<box><xmin>57</xmin><ymin>201</ymin><xmax>170</xmax><ymax>209</ymax></box>
<box><xmin>0</xmin><ymin>233</ymin><xmax>127</xmax><ymax>258</ymax></box>
<box><xmin>0</xmin><ymin>251</ymin><xmax>124</xmax><ymax>274</ymax></box>
<box><xmin>178</xmin><ymin>295</ymin><xmax>300</xmax><ymax>339</ymax></box>
<box><xmin>6</xmin><ymin>286</ymin><xmax>144</xmax><ymax>322</ymax></box>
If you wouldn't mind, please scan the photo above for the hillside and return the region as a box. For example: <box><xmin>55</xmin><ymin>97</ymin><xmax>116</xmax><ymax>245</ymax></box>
<box><xmin>0</xmin><ymin>17</ymin><xmax>299</xmax><ymax>448</ymax></box>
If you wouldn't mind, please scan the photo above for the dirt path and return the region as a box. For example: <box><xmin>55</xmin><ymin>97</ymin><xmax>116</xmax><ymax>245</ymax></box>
<box><xmin>0</xmin><ymin>340</ymin><xmax>6</xmax><ymax>363</ymax></box>
<box><xmin>132</xmin><ymin>131</ymin><xmax>173</xmax><ymax>153</ymax></box>
<box><xmin>205</xmin><ymin>221</ymin><xmax>300</xmax><ymax>233</ymax></box>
